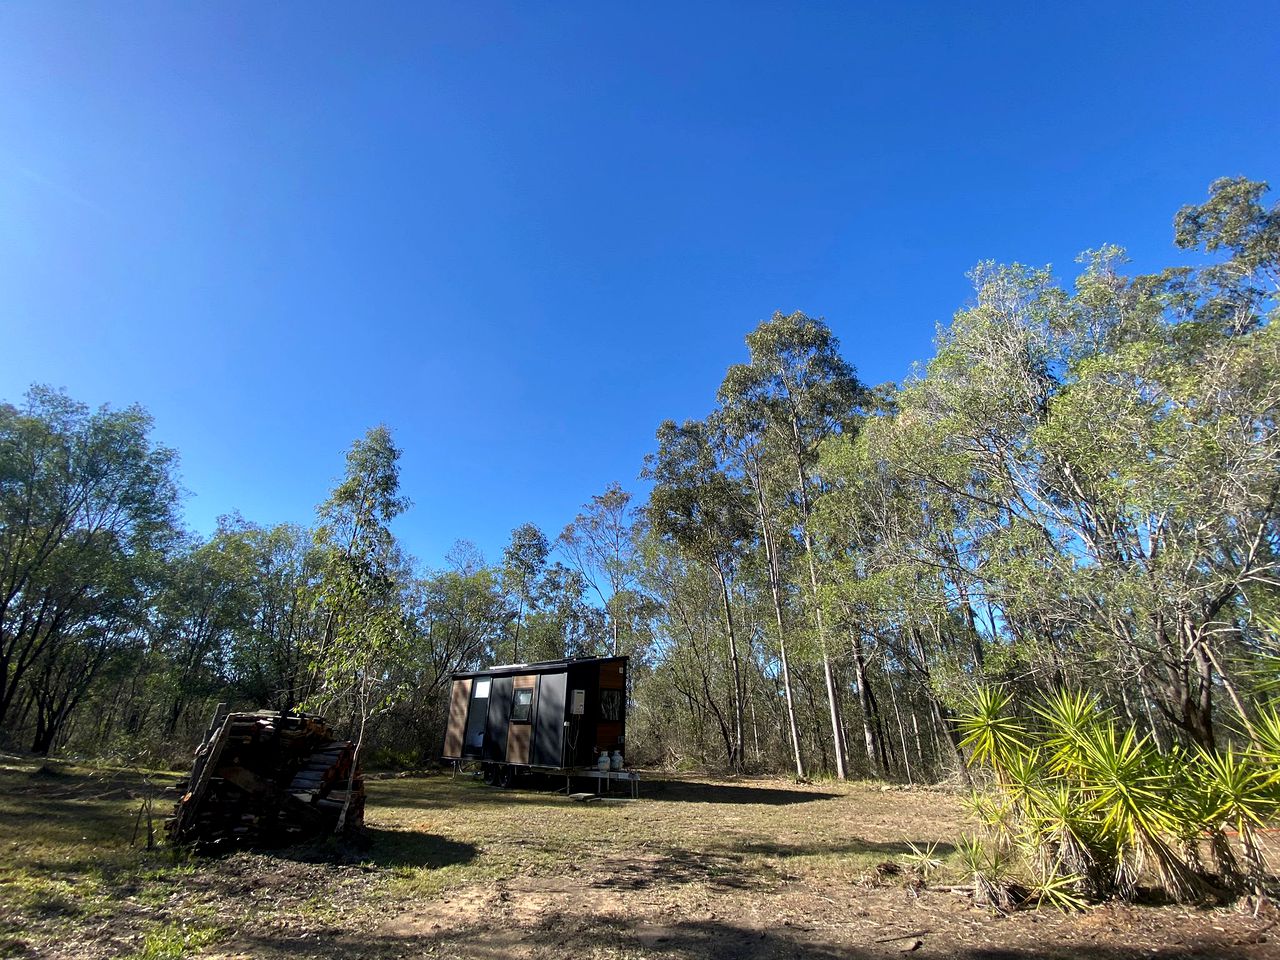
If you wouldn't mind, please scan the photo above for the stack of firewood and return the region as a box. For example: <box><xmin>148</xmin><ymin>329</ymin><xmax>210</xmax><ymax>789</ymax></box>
<box><xmin>167</xmin><ymin>708</ymin><xmax>365</xmax><ymax>847</ymax></box>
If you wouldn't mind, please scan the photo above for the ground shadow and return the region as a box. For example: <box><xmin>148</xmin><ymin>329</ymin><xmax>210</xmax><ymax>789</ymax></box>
<box><xmin>271</xmin><ymin>828</ymin><xmax>477</xmax><ymax>870</ymax></box>
<box><xmin>369</xmin><ymin>773</ymin><xmax>841</xmax><ymax>808</ymax></box>
<box><xmin>586</xmin><ymin>847</ymin><xmax>772</xmax><ymax>892</ymax></box>
<box><xmin>369</xmin><ymin>780</ymin><xmax>570</xmax><ymax>812</ymax></box>
<box><xmin>727</xmin><ymin>838</ymin><xmax>958</xmax><ymax>859</ymax></box>
<box><xmin>640</xmin><ymin>778</ymin><xmax>841</xmax><ymax>805</ymax></box>
<box><xmin>361</xmin><ymin>828</ymin><xmax>477</xmax><ymax>870</ymax></box>
<box><xmin>219</xmin><ymin>912</ymin><xmax>1258</xmax><ymax>960</ymax></box>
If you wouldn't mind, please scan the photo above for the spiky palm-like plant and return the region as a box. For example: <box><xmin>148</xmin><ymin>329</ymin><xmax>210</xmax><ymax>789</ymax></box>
<box><xmin>1197</xmin><ymin>745</ymin><xmax>1279</xmax><ymax>899</ymax></box>
<box><xmin>901</xmin><ymin>840</ymin><xmax>944</xmax><ymax>878</ymax></box>
<box><xmin>957</xmin><ymin>687</ymin><xmax>1028</xmax><ymax>782</ymax></box>
<box><xmin>1035</xmin><ymin>688</ymin><xmax>1102</xmax><ymax>776</ymax></box>
<box><xmin>957</xmin><ymin>833</ymin><xmax>1014</xmax><ymax>912</ymax></box>
<box><xmin>1021</xmin><ymin>781</ymin><xmax>1107</xmax><ymax>899</ymax></box>
<box><xmin>1076</xmin><ymin>721</ymin><xmax>1205</xmax><ymax>901</ymax></box>
<box><xmin>1029</xmin><ymin>866</ymin><xmax>1090</xmax><ymax>913</ymax></box>
<box><xmin>1252</xmin><ymin>705</ymin><xmax>1280</xmax><ymax>769</ymax></box>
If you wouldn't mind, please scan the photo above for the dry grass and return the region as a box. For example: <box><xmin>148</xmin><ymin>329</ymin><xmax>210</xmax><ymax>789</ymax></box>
<box><xmin>0</xmin><ymin>757</ymin><xmax>1273</xmax><ymax>959</ymax></box>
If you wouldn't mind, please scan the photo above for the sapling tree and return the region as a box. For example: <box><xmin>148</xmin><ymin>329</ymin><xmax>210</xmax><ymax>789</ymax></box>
<box><xmin>306</xmin><ymin>425</ymin><xmax>411</xmax><ymax>834</ymax></box>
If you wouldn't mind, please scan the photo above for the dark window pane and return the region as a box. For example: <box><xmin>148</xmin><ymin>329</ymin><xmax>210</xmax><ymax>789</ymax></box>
<box><xmin>511</xmin><ymin>688</ymin><xmax>533</xmax><ymax>722</ymax></box>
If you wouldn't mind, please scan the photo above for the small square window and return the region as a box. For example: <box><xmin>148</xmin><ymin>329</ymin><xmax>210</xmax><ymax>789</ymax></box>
<box><xmin>511</xmin><ymin>688</ymin><xmax>533</xmax><ymax>722</ymax></box>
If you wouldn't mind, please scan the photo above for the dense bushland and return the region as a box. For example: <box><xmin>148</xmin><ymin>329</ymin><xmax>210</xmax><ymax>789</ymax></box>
<box><xmin>1</xmin><ymin>177</ymin><xmax>1277</xmax><ymax>835</ymax></box>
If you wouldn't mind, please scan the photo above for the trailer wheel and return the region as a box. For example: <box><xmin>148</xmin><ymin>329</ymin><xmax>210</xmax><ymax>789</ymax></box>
<box><xmin>498</xmin><ymin>765</ymin><xmax>515</xmax><ymax>788</ymax></box>
<box><xmin>481</xmin><ymin>763</ymin><xmax>497</xmax><ymax>786</ymax></box>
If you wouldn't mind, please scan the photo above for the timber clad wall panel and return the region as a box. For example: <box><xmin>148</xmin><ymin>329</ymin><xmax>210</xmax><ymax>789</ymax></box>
<box><xmin>443</xmin><ymin>679</ymin><xmax>471</xmax><ymax>758</ymax></box>
<box><xmin>596</xmin><ymin>722</ymin><xmax>622</xmax><ymax>751</ymax></box>
<box><xmin>507</xmin><ymin>721</ymin><xmax>531</xmax><ymax>764</ymax></box>
<box><xmin>506</xmin><ymin>674</ymin><xmax>535</xmax><ymax>764</ymax></box>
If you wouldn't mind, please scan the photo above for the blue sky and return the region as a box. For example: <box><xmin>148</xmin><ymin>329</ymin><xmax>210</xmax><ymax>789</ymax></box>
<box><xmin>1</xmin><ymin>2</ymin><xmax>1276</xmax><ymax>568</ymax></box>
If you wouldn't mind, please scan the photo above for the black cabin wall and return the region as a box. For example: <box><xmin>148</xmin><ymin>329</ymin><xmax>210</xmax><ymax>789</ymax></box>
<box><xmin>444</xmin><ymin>657</ymin><xmax>628</xmax><ymax>770</ymax></box>
<box><xmin>532</xmin><ymin>672</ymin><xmax>567</xmax><ymax>767</ymax></box>
<box><xmin>483</xmin><ymin>677</ymin><xmax>514</xmax><ymax>762</ymax></box>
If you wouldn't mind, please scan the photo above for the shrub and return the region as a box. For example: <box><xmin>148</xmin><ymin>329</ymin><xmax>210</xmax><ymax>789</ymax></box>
<box><xmin>955</xmin><ymin>685</ymin><xmax>1280</xmax><ymax>907</ymax></box>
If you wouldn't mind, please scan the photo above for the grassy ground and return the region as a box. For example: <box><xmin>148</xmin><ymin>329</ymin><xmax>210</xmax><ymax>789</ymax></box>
<box><xmin>0</xmin><ymin>755</ymin><xmax>1274</xmax><ymax>959</ymax></box>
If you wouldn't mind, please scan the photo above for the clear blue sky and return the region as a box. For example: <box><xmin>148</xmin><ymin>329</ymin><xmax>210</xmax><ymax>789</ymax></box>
<box><xmin>2</xmin><ymin>2</ymin><xmax>1276</xmax><ymax>568</ymax></box>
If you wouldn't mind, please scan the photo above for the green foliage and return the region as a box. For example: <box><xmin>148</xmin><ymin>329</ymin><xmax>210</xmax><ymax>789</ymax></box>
<box><xmin>956</xmin><ymin>687</ymin><xmax>1027</xmax><ymax>774</ymax></box>
<box><xmin>5</xmin><ymin>174</ymin><xmax>1280</xmax><ymax>817</ymax></box>
<box><xmin>957</xmin><ymin>684</ymin><xmax>1280</xmax><ymax>906</ymax></box>
<box><xmin>129</xmin><ymin>922</ymin><xmax>220</xmax><ymax>960</ymax></box>
<box><xmin>900</xmin><ymin>840</ymin><xmax>943</xmax><ymax>877</ymax></box>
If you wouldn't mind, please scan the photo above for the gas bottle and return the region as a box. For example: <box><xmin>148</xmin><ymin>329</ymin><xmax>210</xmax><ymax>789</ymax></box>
<box><xmin>596</xmin><ymin>750</ymin><xmax>610</xmax><ymax>771</ymax></box>
<box><xmin>610</xmin><ymin>749</ymin><xmax>624</xmax><ymax>771</ymax></box>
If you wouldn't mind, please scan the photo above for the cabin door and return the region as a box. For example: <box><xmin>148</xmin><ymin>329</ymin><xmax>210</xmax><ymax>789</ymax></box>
<box><xmin>483</xmin><ymin>677</ymin><xmax>514</xmax><ymax>762</ymax></box>
<box><xmin>461</xmin><ymin>678</ymin><xmax>490</xmax><ymax>758</ymax></box>
<box><xmin>532</xmin><ymin>672</ymin><xmax>566</xmax><ymax>767</ymax></box>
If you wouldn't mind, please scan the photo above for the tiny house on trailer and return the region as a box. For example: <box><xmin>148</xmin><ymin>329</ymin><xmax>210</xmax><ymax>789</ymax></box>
<box><xmin>441</xmin><ymin>655</ymin><xmax>627</xmax><ymax>786</ymax></box>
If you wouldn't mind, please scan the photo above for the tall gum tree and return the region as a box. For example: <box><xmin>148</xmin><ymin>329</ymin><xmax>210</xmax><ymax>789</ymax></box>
<box><xmin>644</xmin><ymin>419</ymin><xmax>752</xmax><ymax>773</ymax></box>
<box><xmin>713</xmin><ymin>405</ymin><xmax>808</xmax><ymax>778</ymax></box>
<box><xmin>719</xmin><ymin>312</ymin><xmax>865</xmax><ymax>779</ymax></box>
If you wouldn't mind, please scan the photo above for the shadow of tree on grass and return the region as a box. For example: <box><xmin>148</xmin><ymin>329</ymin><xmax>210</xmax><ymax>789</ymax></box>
<box><xmin>638</xmin><ymin>778</ymin><xmax>841</xmax><ymax>805</ymax></box>
<box><xmin>271</xmin><ymin>828</ymin><xmax>477</xmax><ymax>870</ymax></box>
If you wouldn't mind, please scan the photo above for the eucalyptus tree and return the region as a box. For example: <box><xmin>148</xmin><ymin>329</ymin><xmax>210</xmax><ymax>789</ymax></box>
<box><xmin>719</xmin><ymin>311</ymin><xmax>865</xmax><ymax>778</ymax></box>
<box><xmin>526</xmin><ymin>561</ymin><xmax>608</xmax><ymax>660</ymax></box>
<box><xmin>374</xmin><ymin>542</ymin><xmax>507</xmax><ymax>763</ymax></box>
<box><xmin>817</xmin><ymin>426</ymin><xmax>978</xmax><ymax>779</ymax></box>
<box><xmin>713</xmin><ymin>403</ymin><xmax>808</xmax><ymax>778</ymax></box>
<box><xmin>636</xmin><ymin>531</ymin><xmax>746</xmax><ymax>768</ymax></box>
<box><xmin>500</xmin><ymin>522</ymin><xmax>550</xmax><ymax>663</ymax></box>
<box><xmin>558</xmin><ymin>482</ymin><xmax>642</xmax><ymax>656</ymax></box>
<box><xmin>643</xmin><ymin>418</ymin><xmax>753</xmax><ymax>772</ymax></box>
<box><xmin>876</xmin><ymin>178</ymin><xmax>1280</xmax><ymax>751</ymax></box>
<box><xmin>0</xmin><ymin>386</ymin><xmax>180</xmax><ymax>747</ymax></box>
<box><xmin>307</xmin><ymin>426</ymin><xmax>412</xmax><ymax>831</ymax></box>
<box><xmin>153</xmin><ymin>525</ymin><xmax>254</xmax><ymax>736</ymax></box>
<box><xmin>225</xmin><ymin>519</ymin><xmax>325</xmax><ymax>711</ymax></box>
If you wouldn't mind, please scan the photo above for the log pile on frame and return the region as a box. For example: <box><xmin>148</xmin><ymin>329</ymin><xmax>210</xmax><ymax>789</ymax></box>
<box><xmin>167</xmin><ymin>708</ymin><xmax>364</xmax><ymax>848</ymax></box>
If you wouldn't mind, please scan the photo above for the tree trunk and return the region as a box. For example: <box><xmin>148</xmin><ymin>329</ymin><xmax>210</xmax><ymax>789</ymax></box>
<box><xmin>851</xmin><ymin>630</ymin><xmax>879</xmax><ymax>777</ymax></box>
<box><xmin>751</xmin><ymin>471</ymin><xmax>806</xmax><ymax>779</ymax></box>
<box><xmin>714</xmin><ymin>564</ymin><xmax>745</xmax><ymax>773</ymax></box>
<box><xmin>886</xmin><ymin>677</ymin><xmax>913</xmax><ymax>786</ymax></box>
<box><xmin>792</xmin><ymin>433</ymin><xmax>847</xmax><ymax>780</ymax></box>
